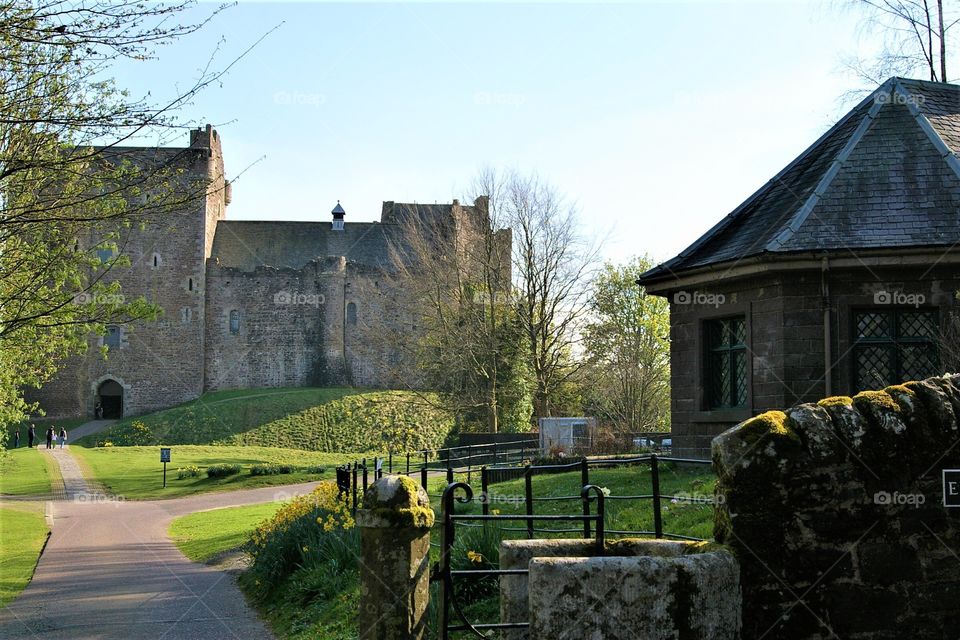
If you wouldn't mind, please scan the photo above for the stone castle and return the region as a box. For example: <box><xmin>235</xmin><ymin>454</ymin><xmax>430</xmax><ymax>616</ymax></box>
<box><xmin>33</xmin><ymin>126</ymin><xmax>504</xmax><ymax>419</ymax></box>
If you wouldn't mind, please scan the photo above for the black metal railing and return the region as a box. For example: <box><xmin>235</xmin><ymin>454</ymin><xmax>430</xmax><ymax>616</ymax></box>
<box><xmin>334</xmin><ymin>439</ymin><xmax>541</xmax><ymax>514</ymax></box>
<box><xmin>435</xmin><ymin>481</ymin><xmax>606</xmax><ymax>640</ymax></box>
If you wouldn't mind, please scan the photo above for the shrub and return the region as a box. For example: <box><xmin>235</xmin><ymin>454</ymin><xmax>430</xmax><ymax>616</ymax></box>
<box><xmin>301</xmin><ymin>465</ymin><xmax>325</xmax><ymax>475</ymax></box>
<box><xmin>244</xmin><ymin>482</ymin><xmax>355</xmax><ymax>596</ymax></box>
<box><xmin>177</xmin><ymin>466</ymin><xmax>202</xmax><ymax>479</ymax></box>
<box><xmin>206</xmin><ymin>464</ymin><xmax>242</xmax><ymax>479</ymax></box>
<box><xmin>250</xmin><ymin>464</ymin><xmax>295</xmax><ymax>476</ymax></box>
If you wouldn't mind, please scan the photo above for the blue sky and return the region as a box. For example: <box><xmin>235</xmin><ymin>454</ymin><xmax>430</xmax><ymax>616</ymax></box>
<box><xmin>112</xmin><ymin>1</ymin><xmax>881</xmax><ymax>265</ymax></box>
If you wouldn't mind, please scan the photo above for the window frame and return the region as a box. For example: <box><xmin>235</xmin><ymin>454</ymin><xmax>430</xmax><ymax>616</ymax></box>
<box><xmin>850</xmin><ymin>307</ymin><xmax>940</xmax><ymax>391</ymax></box>
<box><xmin>104</xmin><ymin>325</ymin><xmax>122</xmax><ymax>349</ymax></box>
<box><xmin>702</xmin><ymin>315</ymin><xmax>749</xmax><ymax>410</ymax></box>
<box><xmin>229</xmin><ymin>310</ymin><xmax>241</xmax><ymax>335</ymax></box>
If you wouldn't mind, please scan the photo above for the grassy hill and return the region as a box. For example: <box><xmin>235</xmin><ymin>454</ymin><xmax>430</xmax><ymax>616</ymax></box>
<box><xmin>83</xmin><ymin>387</ymin><xmax>454</xmax><ymax>454</ymax></box>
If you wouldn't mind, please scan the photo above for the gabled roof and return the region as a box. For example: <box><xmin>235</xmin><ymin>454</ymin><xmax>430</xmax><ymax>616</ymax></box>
<box><xmin>639</xmin><ymin>78</ymin><xmax>960</xmax><ymax>285</ymax></box>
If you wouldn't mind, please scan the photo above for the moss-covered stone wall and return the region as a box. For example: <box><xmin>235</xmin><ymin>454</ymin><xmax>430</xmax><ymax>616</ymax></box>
<box><xmin>713</xmin><ymin>374</ymin><xmax>960</xmax><ymax>639</ymax></box>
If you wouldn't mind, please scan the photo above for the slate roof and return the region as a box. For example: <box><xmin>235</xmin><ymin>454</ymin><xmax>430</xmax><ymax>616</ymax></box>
<box><xmin>210</xmin><ymin>202</ymin><xmax>459</xmax><ymax>272</ymax></box>
<box><xmin>639</xmin><ymin>78</ymin><xmax>960</xmax><ymax>284</ymax></box>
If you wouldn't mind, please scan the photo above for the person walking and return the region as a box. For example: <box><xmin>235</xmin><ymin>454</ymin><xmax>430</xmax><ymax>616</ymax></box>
<box><xmin>45</xmin><ymin>426</ymin><xmax>53</xmax><ymax>450</ymax></box>
<box><xmin>95</xmin><ymin>401</ymin><xmax>103</xmax><ymax>419</ymax></box>
<box><xmin>13</xmin><ymin>429</ymin><xmax>20</xmax><ymax>448</ymax></box>
<box><xmin>58</xmin><ymin>427</ymin><xmax>67</xmax><ymax>449</ymax></box>
<box><xmin>27</xmin><ymin>424</ymin><xmax>35</xmax><ymax>448</ymax></box>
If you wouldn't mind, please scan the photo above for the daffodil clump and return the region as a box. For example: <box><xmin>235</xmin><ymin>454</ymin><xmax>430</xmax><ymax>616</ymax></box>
<box><xmin>244</xmin><ymin>481</ymin><xmax>358</xmax><ymax>599</ymax></box>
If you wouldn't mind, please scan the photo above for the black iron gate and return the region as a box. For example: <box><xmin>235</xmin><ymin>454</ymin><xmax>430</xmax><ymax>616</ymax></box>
<box><xmin>434</xmin><ymin>481</ymin><xmax>606</xmax><ymax>640</ymax></box>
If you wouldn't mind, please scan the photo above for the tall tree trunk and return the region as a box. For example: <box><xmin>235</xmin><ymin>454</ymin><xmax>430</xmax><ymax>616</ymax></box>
<box><xmin>939</xmin><ymin>0</ymin><xmax>948</xmax><ymax>81</ymax></box>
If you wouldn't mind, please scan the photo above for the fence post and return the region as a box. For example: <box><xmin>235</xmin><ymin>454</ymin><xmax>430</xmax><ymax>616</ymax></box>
<box><xmin>446</xmin><ymin>461</ymin><xmax>454</xmax><ymax>484</ymax></box>
<box><xmin>493</xmin><ymin>442</ymin><xmax>499</xmax><ymax>466</ymax></box>
<box><xmin>524</xmin><ymin>466</ymin><xmax>534</xmax><ymax>539</ymax></box>
<box><xmin>357</xmin><ymin>476</ymin><xmax>433</xmax><ymax>640</ymax></box>
<box><xmin>421</xmin><ymin>466</ymin><xmax>428</xmax><ymax>491</ymax></box>
<box><xmin>481</xmin><ymin>466</ymin><xmax>489</xmax><ymax>516</ymax></box>
<box><xmin>389</xmin><ymin>452</ymin><xmax>393</xmax><ymax>474</ymax></box>
<box><xmin>581</xmin><ymin>458</ymin><xmax>591</xmax><ymax>538</ymax></box>
<box><xmin>406</xmin><ymin>452</ymin><xmax>410</xmax><ymax>475</ymax></box>
<box><xmin>467</xmin><ymin>446</ymin><xmax>472</xmax><ymax>484</ymax></box>
<box><xmin>352</xmin><ymin>462</ymin><xmax>358</xmax><ymax>516</ymax></box>
<box><xmin>651</xmin><ymin>454</ymin><xmax>663</xmax><ymax>539</ymax></box>
<box><xmin>362</xmin><ymin>458</ymin><xmax>369</xmax><ymax>493</ymax></box>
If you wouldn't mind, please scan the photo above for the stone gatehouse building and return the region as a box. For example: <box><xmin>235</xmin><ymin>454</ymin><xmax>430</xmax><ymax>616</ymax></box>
<box><xmin>32</xmin><ymin>126</ymin><xmax>504</xmax><ymax>419</ymax></box>
<box><xmin>639</xmin><ymin>77</ymin><xmax>960</xmax><ymax>459</ymax></box>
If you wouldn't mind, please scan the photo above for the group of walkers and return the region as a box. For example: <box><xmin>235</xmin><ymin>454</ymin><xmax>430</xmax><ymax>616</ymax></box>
<box><xmin>10</xmin><ymin>424</ymin><xmax>67</xmax><ymax>449</ymax></box>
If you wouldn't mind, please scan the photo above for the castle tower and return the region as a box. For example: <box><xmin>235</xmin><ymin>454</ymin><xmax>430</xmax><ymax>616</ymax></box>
<box><xmin>30</xmin><ymin>126</ymin><xmax>229</xmax><ymax>418</ymax></box>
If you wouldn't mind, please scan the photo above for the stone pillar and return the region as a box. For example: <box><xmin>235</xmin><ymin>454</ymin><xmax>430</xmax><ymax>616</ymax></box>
<box><xmin>357</xmin><ymin>476</ymin><xmax>435</xmax><ymax>640</ymax></box>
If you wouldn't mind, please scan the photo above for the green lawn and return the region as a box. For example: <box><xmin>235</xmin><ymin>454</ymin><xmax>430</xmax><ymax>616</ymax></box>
<box><xmin>71</xmin><ymin>445</ymin><xmax>361</xmax><ymax>500</ymax></box>
<box><xmin>170</xmin><ymin>502</ymin><xmax>284</xmax><ymax>562</ymax></box>
<box><xmin>423</xmin><ymin>460</ymin><xmax>718</xmax><ymax>540</ymax></box>
<box><xmin>0</xmin><ymin>506</ymin><xmax>49</xmax><ymax>605</ymax></box>
<box><xmin>0</xmin><ymin>448</ymin><xmax>60</xmax><ymax>496</ymax></box>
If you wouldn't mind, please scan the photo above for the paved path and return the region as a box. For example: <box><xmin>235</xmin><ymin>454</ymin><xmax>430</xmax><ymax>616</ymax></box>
<box><xmin>0</xmin><ymin>446</ymin><xmax>320</xmax><ymax>640</ymax></box>
<box><xmin>67</xmin><ymin>419</ymin><xmax>116</xmax><ymax>442</ymax></box>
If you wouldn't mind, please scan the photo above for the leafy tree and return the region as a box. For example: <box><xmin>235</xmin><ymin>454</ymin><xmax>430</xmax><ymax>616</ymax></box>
<box><xmin>0</xmin><ymin>0</ymin><xmax>230</xmax><ymax>448</ymax></box>
<box><xmin>582</xmin><ymin>256</ymin><xmax>670</xmax><ymax>433</ymax></box>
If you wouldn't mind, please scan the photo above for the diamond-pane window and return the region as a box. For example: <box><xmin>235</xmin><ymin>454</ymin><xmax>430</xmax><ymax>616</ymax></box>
<box><xmin>705</xmin><ymin>316</ymin><xmax>747</xmax><ymax>409</ymax></box>
<box><xmin>853</xmin><ymin>309</ymin><xmax>939</xmax><ymax>391</ymax></box>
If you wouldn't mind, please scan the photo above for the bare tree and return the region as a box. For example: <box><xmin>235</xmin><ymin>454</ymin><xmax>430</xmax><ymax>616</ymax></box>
<box><xmin>477</xmin><ymin>169</ymin><xmax>601</xmax><ymax>421</ymax></box>
<box><xmin>375</xmin><ymin>199</ymin><xmax>527</xmax><ymax>433</ymax></box>
<box><xmin>847</xmin><ymin>0</ymin><xmax>957</xmax><ymax>82</ymax></box>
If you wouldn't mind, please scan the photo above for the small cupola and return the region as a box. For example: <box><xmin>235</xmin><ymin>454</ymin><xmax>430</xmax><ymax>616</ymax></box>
<box><xmin>331</xmin><ymin>201</ymin><xmax>345</xmax><ymax>231</ymax></box>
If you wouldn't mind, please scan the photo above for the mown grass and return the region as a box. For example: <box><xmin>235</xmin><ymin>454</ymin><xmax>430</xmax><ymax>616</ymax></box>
<box><xmin>0</xmin><ymin>505</ymin><xmax>49</xmax><ymax>605</ymax></box>
<box><xmin>77</xmin><ymin>387</ymin><xmax>454</xmax><ymax>454</ymax></box>
<box><xmin>434</xmin><ymin>461</ymin><xmax>718</xmax><ymax>540</ymax></box>
<box><xmin>169</xmin><ymin>502</ymin><xmax>284</xmax><ymax>562</ymax></box>
<box><xmin>70</xmin><ymin>445</ymin><xmax>361</xmax><ymax>500</ymax></box>
<box><xmin>0</xmin><ymin>448</ymin><xmax>60</xmax><ymax>496</ymax></box>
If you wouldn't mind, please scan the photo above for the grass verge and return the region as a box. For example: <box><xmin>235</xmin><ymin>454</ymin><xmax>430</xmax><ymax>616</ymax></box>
<box><xmin>170</xmin><ymin>502</ymin><xmax>285</xmax><ymax>563</ymax></box>
<box><xmin>0</xmin><ymin>448</ymin><xmax>59</xmax><ymax>496</ymax></box>
<box><xmin>0</xmin><ymin>505</ymin><xmax>49</xmax><ymax>605</ymax></box>
<box><xmin>70</xmin><ymin>445</ymin><xmax>361</xmax><ymax>500</ymax></box>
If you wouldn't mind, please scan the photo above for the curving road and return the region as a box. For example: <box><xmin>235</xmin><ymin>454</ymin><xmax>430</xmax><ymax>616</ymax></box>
<box><xmin>0</xmin><ymin>442</ymin><xmax>319</xmax><ymax>640</ymax></box>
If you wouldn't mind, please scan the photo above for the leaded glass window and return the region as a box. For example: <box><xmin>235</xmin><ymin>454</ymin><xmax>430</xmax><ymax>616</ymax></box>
<box><xmin>853</xmin><ymin>309</ymin><xmax>939</xmax><ymax>391</ymax></box>
<box><xmin>705</xmin><ymin>316</ymin><xmax>747</xmax><ymax>409</ymax></box>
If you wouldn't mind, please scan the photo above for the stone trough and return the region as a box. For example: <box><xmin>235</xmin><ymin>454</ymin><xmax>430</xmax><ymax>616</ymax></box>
<box><xmin>500</xmin><ymin>538</ymin><xmax>741</xmax><ymax>640</ymax></box>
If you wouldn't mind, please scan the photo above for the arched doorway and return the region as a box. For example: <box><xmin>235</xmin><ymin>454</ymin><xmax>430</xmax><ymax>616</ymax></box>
<box><xmin>97</xmin><ymin>379</ymin><xmax>124</xmax><ymax>419</ymax></box>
